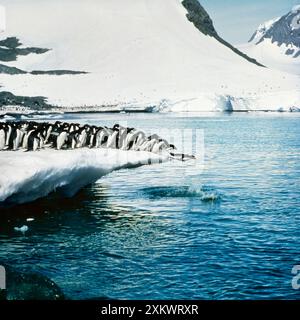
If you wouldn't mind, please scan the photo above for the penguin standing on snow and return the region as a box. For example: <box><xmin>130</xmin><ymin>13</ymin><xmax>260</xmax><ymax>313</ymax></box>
<box><xmin>151</xmin><ymin>139</ymin><xmax>169</xmax><ymax>154</ymax></box>
<box><xmin>77</xmin><ymin>127</ymin><xmax>88</xmax><ymax>148</ymax></box>
<box><xmin>86</xmin><ymin>126</ymin><xmax>97</xmax><ymax>148</ymax></box>
<box><xmin>96</xmin><ymin>127</ymin><xmax>110</xmax><ymax>148</ymax></box>
<box><xmin>13</xmin><ymin>126</ymin><xmax>23</xmax><ymax>150</ymax></box>
<box><xmin>132</xmin><ymin>131</ymin><xmax>146</xmax><ymax>151</ymax></box>
<box><xmin>37</xmin><ymin>130</ymin><xmax>46</xmax><ymax>149</ymax></box>
<box><xmin>0</xmin><ymin>124</ymin><xmax>6</xmax><ymax>150</ymax></box>
<box><xmin>56</xmin><ymin>131</ymin><xmax>68</xmax><ymax>150</ymax></box>
<box><xmin>121</xmin><ymin>128</ymin><xmax>137</xmax><ymax>150</ymax></box>
<box><xmin>137</xmin><ymin>136</ymin><xmax>158</xmax><ymax>152</ymax></box>
<box><xmin>0</xmin><ymin>120</ymin><xmax>196</xmax><ymax>161</ymax></box>
<box><xmin>44</xmin><ymin>124</ymin><xmax>53</xmax><ymax>144</ymax></box>
<box><xmin>27</xmin><ymin>131</ymin><xmax>41</xmax><ymax>151</ymax></box>
<box><xmin>22</xmin><ymin>128</ymin><xmax>35</xmax><ymax>150</ymax></box>
<box><xmin>106</xmin><ymin>129</ymin><xmax>118</xmax><ymax>149</ymax></box>
<box><xmin>66</xmin><ymin>130</ymin><xmax>79</xmax><ymax>149</ymax></box>
<box><xmin>16</xmin><ymin>124</ymin><xmax>27</xmax><ymax>150</ymax></box>
<box><xmin>7</xmin><ymin>123</ymin><xmax>18</xmax><ymax>150</ymax></box>
<box><xmin>89</xmin><ymin>128</ymin><xmax>102</xmax><ymax>148</ymax></box>
<box><xmin>5</xmin><ymin>123</ymin><xmax>12</xmax><ymax>148</ymax></box>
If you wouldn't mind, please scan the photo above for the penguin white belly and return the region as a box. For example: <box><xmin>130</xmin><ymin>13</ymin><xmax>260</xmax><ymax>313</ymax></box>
<box><xmin>97</xmin><ymin>131</ymin><xmax>109</xmax><ymax>148</ymax></box>
<box><xmin>133</xmin><ymin>134</ymin><xmax>146</xmax><ymax>151</ymax></box>
<box><xmin>151</xmin><ymin>142</ymin><xmax>160</xmax><ymax>154</ymax></box>
<box><xmin>71</xmin><ymin>136</ymin><xmax>77</xmax><ymax>149</ymax></box>
<box><xmin>14</xmin><ymin>129</ymin><xmax>22</xmax><ymax>150</ymax></box>
<box><xmin>39</xmin><ymin>136</ymin><xmax>45</xmax><ymax>149</ymax></box>
<box><xmin>22</xmin><ymin>134</ymin><xmax>28</xmax><ymax>149</ymax></box>
<box><xmin>148</xmin><ymin>140</ymin><xmax>157</xmax><ymax>152</ymax></box>
<box><xmin>122</xmin><ymin>133</ymin><xmax>134</xmax><ymax>150</ymax></box>
<box><xmin>57</xmin><ymin>132</ymin><xmax>68</xmax><ymax>150</ymax></box>
<box><xmin>89</xmin><ymin>134</ymin><xmax>95</xmax><ymax>148</ymax></box>
<box><xmin>106</xmin><ymin>132</ymin><xmax>118</xmax><ymax>149</ymax></box>
<box><xmin>138</xmin><ymin>141</ymin><xmax>149</xmax><ymax>151</ymax></box>
<box><xmin>77</xmin><ymin>131</ymin><xmax>87</xmax><ymax>148</ymax></box>
<box><xmin>5</xmin><ymin>126</ymin><xmax>11</xmax><ymax>146</ymax></box>
<box><xmin>95</xmin><ymin>132</ymin><xmax>103</xmax><ymax>148</ymax></box>
<box><xmin>45</xmin><ymin>126</ymin><xmax>52</xmax><ymax>143</ymax></box>
<box><xmin>33</xmin><ymin>138</ymin><xmax>39</xmax><ymax>151</ymax></box>
<box><xmin>0</xmin><ymin>129</ymin><xmax>5</xmax><ymax>150</ymax></box>
<box><xmin>152</xmin><ymin>141</ymin><xmax>166</xmax><ymax>154</ymax></box>
<box><xmin>23</xmin><ymin>130</ymin><xmax>34</xmax><ymax>149</ymax></box>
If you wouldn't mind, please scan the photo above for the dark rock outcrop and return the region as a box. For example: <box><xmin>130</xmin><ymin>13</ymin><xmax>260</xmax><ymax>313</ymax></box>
<box><xmin>0</xmin><ymin>37</ymin><xmax>49</xmax><ymax>62</ymax></box>
<box><xmin>181</xmin><ymin>0</ymin><xmax>264</xmax><ymax>67</ymax></box>
<box><xmin>0</xmin><ymin>37</ymin><xmax>87</xmax><ymax>76</ymax></box>
<box><xmin>0</xmin><ymin>91</ymin><xmax>52</xmax><ymax>109</ymax></box>
<box><xmin>0</xmin><ymin>64</ymin><xmax>27</xmax><ymax>75</ymax></box>
<box><xmin>0</xmin><ymin>265</ymin><xmax>65</xmax><ymax>300</ymax></box>
<box><xmin>31</xmin><ymin>70</ymin><xmax>88</xmax><ymax>75</ymax></box>
<box><xmin>249</xmin><ymin>6</ymin><xmax>300</xmax><ymax>57</ymax></box>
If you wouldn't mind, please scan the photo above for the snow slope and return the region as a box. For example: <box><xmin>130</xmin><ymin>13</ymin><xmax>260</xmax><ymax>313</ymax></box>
<box><xmin>0</xmin><ymin>148</ymin><xmax>167</xmax><ymax>205</ymax></box>
<box><xmin>0</xmin><ymin>5</ymin><xmax>5</xmax><ymax>33</ymax></box>
<box><xmin>0</xmin><ymin>0</ymin><xmax>299</xmax><ymax>111</ymax></box>
<box><xmin>239</xmin><ymin>5</ymin><xmax>300</xmax><ymax>76</ymax></box>
<box><xmin>239</xmin><ymin>40</ymin><xmax>300</xmax><ymax>76</ymax></box>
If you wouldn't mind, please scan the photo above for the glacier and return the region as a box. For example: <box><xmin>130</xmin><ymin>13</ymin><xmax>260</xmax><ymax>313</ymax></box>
<box><xmin>0</xmin><ymin>148</ymin><xmax>168</xmax><ymax>205</ymax></box>
<box><xmin>0</xmin><ymin>0</ymin><xmax>299</xmax><ymax>112</ymax></box>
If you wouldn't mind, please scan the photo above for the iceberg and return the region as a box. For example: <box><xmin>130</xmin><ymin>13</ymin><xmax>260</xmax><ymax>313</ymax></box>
<box><xmin>0</xmin><ymin>148</ymin><xmax>168</xmax><ymax>205</ymax></box>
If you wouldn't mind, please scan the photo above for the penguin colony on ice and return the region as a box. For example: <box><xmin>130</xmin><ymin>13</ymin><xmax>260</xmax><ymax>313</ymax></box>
<box><xmin>0</xmin><ymin>121</ymin><xmax>195</xmax><ymax>161</ymax></box>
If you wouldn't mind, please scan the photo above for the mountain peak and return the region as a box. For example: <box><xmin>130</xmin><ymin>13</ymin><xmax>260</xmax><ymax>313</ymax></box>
<box><xmin>248</xmin><ymin>17</ymin><xmax>280</xmax><ymax>44</ymax></box>
<box><xmin>291</xmin><ymin>4</ymin><xmax>300</xmax><ymax>14</ymax></box>
<box><xmin>249</xmin><ymin>5</ymin><xmax>300</xmax><ymax>57</ymax></box>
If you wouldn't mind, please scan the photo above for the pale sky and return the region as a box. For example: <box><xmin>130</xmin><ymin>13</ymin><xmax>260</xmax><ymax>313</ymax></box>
<box><xmin>200</xmin><ymin>0</ymin><xmax>300</xmax><ymax>44</ymax></box>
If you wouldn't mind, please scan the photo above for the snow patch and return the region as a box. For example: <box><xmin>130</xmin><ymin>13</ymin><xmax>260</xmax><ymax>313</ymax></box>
<box><xmin>238</xmin><ymin>39</ymin><xmax>300</xmax><ymax>75</ymax></box>
<box><xmin>292</xmin><ymin>5</ymin><xmax>300</xmax><ymax>14</ymax></box>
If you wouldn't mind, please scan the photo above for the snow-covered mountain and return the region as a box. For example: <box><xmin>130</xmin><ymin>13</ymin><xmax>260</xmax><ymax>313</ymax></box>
<box><xmin>239</xmin><ymin>5</ymin><xmax>300</xmax><ymax>76</ymax></box>
<box><xmin>0</xmin><ymin>0</ymin><xmax>299</xmax><ymax>112</ymax></box>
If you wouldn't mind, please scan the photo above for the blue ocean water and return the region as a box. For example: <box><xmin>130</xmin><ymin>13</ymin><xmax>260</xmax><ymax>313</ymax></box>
<box><xmin>0</xmin><ymin>112</ymin><xmax>300</xmax><ymax>300</ymax></box>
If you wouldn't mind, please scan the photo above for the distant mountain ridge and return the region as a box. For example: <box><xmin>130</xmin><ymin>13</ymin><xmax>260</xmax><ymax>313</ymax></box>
<box><xmin>249</xmin><ymin>5</ymin><xmax>300</xmax><ymax>58</ymax></box>
<box><xmin>238</xmin><ymin>5</ymin><xmax>300</xmax><ymax>76</ymax></box>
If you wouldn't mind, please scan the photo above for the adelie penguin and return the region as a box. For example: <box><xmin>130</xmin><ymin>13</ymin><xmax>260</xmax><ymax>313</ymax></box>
<box><xmin>0</xmin><ymin>120</ymin><xmax>196</xmax><ymax>161</ymax></box>
<box><xmin>0</xmin><ymin>124</ymin><xmax>6</xmax><ymax>150</ymax></box>
<box><xmin>27</xmin><ymin>131</ymin><xmax>42</xmax><ymax>151</ymax></box>
<box><xmin>56</xmin><ymin>131</ymin><xmax>68</xmax><ymax>150</ymax></box>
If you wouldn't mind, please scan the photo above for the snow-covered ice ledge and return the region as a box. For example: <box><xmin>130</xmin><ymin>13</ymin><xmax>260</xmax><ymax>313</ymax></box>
<box><xmin>0</xmin><ymin>148</ymin><xmax>168</xmax><ymax>205</ymax></box>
